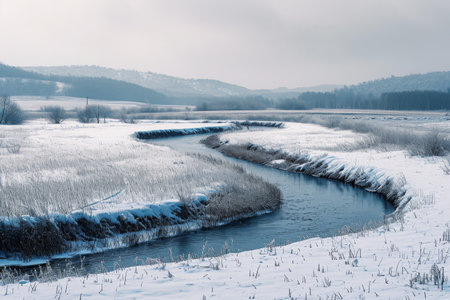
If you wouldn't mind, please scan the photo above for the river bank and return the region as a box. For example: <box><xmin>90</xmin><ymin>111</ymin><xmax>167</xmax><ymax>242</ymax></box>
<box><xmin>1</xmin><ymin>121</ymin><xmax>448</xmax><ymax>299</ymax></box>
<box><xmin>0</xmin><ymin>120</ymin><xmax>280</xmax><ymax>262</ymax></box>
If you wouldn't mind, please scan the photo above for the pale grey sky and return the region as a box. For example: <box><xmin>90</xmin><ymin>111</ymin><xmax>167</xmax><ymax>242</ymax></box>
<box><xmin>1</xmin><ymin>0</ymin><xmax>450</xmax><ymax>89</ymax></box>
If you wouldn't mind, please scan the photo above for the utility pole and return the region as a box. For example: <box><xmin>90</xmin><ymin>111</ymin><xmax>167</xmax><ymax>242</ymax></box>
<box><xmin>86</xmin><ymin>96</ymin><xmax>89</xmax><ymax>107</ymax></box>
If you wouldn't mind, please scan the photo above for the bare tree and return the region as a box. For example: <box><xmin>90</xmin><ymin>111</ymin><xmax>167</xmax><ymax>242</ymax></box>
<box><xmin>45</xmin><ymin>106</ymin><xmax>66</xmax><ymax>124</ymax></box>
<box><xmin>93</xmin><ymin>105</ymin><xmax>112</xmax><ymax>123</ymax></box>
<box><xmin>78</xmin><ymin>105</ymin><xmax>112</xmax><ymax>123</ymax></box>
<box><xmin>77</xmin><ymin>106</ymin><xmax>95</xmax><ymax>123</ymax></box>
<box><xmin>0</xmin><ymin>95</ymin><xmax>24</xmax><ymax>125</ymax></box>
<box><xmin>119</xmin><ymin>107</ymin><xmax>135</xmax><ymax>124</ymax></box>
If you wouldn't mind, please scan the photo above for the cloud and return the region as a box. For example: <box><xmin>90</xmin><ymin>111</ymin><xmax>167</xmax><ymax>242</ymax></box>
<box><xmin>1</xmin><ymin>0</ymin><xmax>450</xmax><ymax>88</ymax></box>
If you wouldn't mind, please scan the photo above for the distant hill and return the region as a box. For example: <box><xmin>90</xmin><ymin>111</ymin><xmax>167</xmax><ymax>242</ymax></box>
<box><xmin>8</xmin><ymin>64</ymin><xmax>450</xmax><ymax>105</ymax></box>
<box><xmin>0</xmin><ymin>64</ymin><xmax>167</xmax><ymax>103</ymax></box>
<box><xmin>24</xmin><ymin>65</ymin><xmax>250</xmax><ymax>98</ymax></box>
<box><xmin>347</xmin><ymin>72</ymin><xmax>450</xmax><ymax>96</ymax></box>
<box><xmin>24</xmin><ymin>65</ymin><xmax>340</xmax><ymax>99</ymax></box>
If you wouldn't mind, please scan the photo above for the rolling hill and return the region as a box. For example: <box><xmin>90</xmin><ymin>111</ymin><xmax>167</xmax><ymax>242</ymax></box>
<box><xmin>24</xmin><ymin>65</ymin><xmax>341</xmax><ymax>99</ymax></box>
<box><xmin>0</xmin><ymin>63</ymin><xmax>167</xmax><ymax>103</ymax></box>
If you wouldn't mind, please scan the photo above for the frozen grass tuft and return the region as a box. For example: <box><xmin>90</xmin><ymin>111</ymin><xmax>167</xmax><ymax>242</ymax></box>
<box><xmin>408</xmin><ymin>129</ymin><xmax>450</xmax><ymax>156</ymax></box>
<box><xmin>441</xmin><ymin>158</ymin><xmax>450</xmax><ymax>175</ymax></box>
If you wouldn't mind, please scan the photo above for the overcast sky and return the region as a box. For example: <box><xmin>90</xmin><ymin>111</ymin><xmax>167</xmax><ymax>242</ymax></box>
<box><xmin>1</xmin><ymin>0</ymin><xmax>450</xmax><ymax>89</ymax></box>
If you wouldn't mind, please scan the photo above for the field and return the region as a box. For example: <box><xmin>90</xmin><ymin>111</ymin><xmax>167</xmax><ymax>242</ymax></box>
<box><xmin>0</xmin><ymin>120</ymin><xmax>280</xmax><ymax>259</ymax></box>
<box><xmin>0</xmin><ymin>111</ymin><xmax>449</xmax><ymax>299</ymax></box>
<box><xmin>11</xmin><ymin>96</ymin><xmax>147</xmax><ymax>112</ymax></box>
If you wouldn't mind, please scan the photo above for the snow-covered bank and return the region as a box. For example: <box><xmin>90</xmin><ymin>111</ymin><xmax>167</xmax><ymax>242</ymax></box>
<box><xmin>0</xmin><ymin>195</ymin><xmax>209</xmax><ymax>262</ymax></box>
<box><xmin>233</xmin><ymin>121</ymin><xmax>284</xmax><ymax>128</ymax></box>
<box><xmin>2</xmin><ymin>121</ymin><xmax>449</xmax><ymax>299</ymax></box>
<box><xmin>0</xmin><ymin>193</ymin><xmax>279</xmax><ymax>267</ymax></box>
<box><xmin>135</xmin><ymin>124</ymin><xmax>236</xmax><ymax>139</ymax></box>
<box><xmin>202</xmin><ymin>134</ymin><xmax>406</xmax><ymax>210</ymax></box>
<box><xmin>0</xmin><ymin>120</ymin><xmax>280</xmax><ymax>261</ymax></box>
<box><xmin>135</xmin><ymin>121</ymin><xmax>283</xmax><ymax>139</ymax></box>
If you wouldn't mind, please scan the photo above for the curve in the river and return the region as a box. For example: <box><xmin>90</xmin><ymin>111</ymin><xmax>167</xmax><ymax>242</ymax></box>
<box><xmin>14</xmin><ymin>131</ymin><xmax>394</xmax><ymax>277</ymax></box>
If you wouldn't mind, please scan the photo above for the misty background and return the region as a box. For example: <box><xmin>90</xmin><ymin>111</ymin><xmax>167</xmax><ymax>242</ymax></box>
<box><xmin>1</xmin><ymin>0</ymin><xmax>450</xmax><ymax>89</ymax></box>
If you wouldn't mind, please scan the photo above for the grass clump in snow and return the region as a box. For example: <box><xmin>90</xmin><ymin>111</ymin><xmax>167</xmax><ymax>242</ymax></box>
<box><xmin>188</xmin><ymin>154</ymin><xmax>281</xmax><ymax>220</ymax></box>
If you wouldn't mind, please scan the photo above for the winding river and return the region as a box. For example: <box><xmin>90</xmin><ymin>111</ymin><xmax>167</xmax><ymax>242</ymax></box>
<box><xmin>18</xmin><ymin>131</ymin><xmax>394</xmax><ymax>276</ymax></box>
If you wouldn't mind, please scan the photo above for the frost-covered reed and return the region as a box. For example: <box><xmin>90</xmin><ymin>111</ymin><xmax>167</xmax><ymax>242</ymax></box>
<box><xmin>0</xmin><ymin>122</ymin><xmax>273</xmax><ymax>217</ymax></box>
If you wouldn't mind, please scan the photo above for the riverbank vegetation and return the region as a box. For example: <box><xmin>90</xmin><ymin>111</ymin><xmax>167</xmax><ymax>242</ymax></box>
<box><xmin>0</xmin><ymin>121</ymin><xmax>280</xmax><ymax>259</ymax></box>
<box><xmin>127</xmin><ymin>109</ymin><xmax>450</xmax><ymax>157</ymax></box>
<box><xmin>2</xmin><ymin>118</ymin><xmax>449</xmax><ymax>299</ymax></box>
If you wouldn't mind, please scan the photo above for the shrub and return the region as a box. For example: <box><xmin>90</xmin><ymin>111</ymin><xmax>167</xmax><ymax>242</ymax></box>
<box><xmin>120</xmin><ymin>109</ymin><xmax>136</xmax><ymax>124</ymax></box>
<box><xmin>0</xmin><ymin>95</ymin><xmax>24</xmax><ymax>125</ymax></box>
<box><xmin>410</xmin><ymin>129</ymin><xmax>450</xmax><ymax>157</ymax></box>
<box><xmin>93</xmin><ymin>105</ymin><xmax>112</xmax><ymax>123</ymax></box>
<box><xmin>6</xmin><ymin>143</ymin><xmax>21</xmax><ymax>154</ymax></box>
<box><xmin>77</xmin><ymin>106</ymin><xmax>96</xmax><ymax>123</ymax></box>
<box><xmin>45</xmin><ymin>106</ymin><xmax>66</xmax><ymax>124</ymax></box>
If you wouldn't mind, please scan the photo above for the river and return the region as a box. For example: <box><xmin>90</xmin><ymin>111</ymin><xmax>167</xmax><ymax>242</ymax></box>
<box><xmin>16</xmin><ymin>131</ymin><xmax>394</xmax><ymax>277</ymax></box>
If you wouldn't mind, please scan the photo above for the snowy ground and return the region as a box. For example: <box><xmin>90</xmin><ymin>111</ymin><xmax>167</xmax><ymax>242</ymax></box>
<box><xmin>0</xmin><ymin>119</ymin><xmax>235</xmax><ymax>216</ymax></box>
<box><xmin>12</xmin><ymin>96</ymin><xmax>147</xmax><ymax>111</ymax></box>
<box><xmin>2</xmin><ymin>121</ymin><xmax>449</xmax><ymax>299</ymax></box>
<box><xmin>0</xmin><ymin>119</ymin><xmax>281</xmax><ymax>263</ymax></box>
<box><xmin>12</xmin><ymin>96</ymin><xmax>192</xmax><ymax>111</ymax></box>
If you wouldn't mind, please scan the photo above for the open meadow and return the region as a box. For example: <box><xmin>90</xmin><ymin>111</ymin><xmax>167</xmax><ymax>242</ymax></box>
<box><xmin>0</xmin><ymin>112</ymin><xmax>448</xmax><ymax>298</ymax></box>
<box><xmin>2</xmin><ymin>1</ymin><xmax>450</xmax><ymax>298</ymax></box>
<box><xmin>0</xmin><ymin>120</ymin><xmax>280</xmax><ymax>260</ymax></box>
<box><xmin>1</xmin><ymin>113</ymin><xmax>448</xmax><ymax>299</ymax></box>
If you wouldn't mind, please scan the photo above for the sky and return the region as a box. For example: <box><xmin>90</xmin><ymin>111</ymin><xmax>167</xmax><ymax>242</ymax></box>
<box><xmin>1</xmin><ymin>0</ymin><xmax>450</xmax><ymax>89</ymax></box>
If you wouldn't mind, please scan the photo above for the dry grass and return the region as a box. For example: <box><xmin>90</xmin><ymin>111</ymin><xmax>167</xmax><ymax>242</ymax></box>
<box><xmin>144</xmin><ymin>110</ymin><xmax>450</xmax><ymax>156</ymax></box>
<box><xmin>0</xmin><ymin>124</ymin><xmax>279</xmax><ymax>217</ymax></box>
<box><xmin>0</xmin><ymin>123</ymin><xmax>281</xmax><ymax>258</ymax></box>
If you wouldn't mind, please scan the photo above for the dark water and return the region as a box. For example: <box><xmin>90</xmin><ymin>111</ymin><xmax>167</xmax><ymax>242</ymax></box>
<box><xmin>20</xmin><ymin>132</ymin><xmax>394</xmax><ymax>275</ymax></box>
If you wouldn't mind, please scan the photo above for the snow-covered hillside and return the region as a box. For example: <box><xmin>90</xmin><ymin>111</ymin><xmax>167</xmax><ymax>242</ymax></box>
<box><xmin>24</xmin><ymin>65</ymin><xmax>250</xmax><ymax>98</ymax></box>
<box><xmin>24</xmin><ymin>65</ymin><xmax>340</xmax><ymax>99</ymax></box>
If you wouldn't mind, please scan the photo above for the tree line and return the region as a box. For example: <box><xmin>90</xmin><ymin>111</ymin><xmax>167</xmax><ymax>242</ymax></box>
<box><xmin>276</xmin><ymin>89</ymin><xmax>450</xmax><ymax>110</ymax></box>
<box><xmin>195</xmin><ymin>96</ymin><xmax>272</xmax><ymax>111</ymax></box>
<box><xmin>195</xmin><ymin>89</ymin><xmax>450</xmax><ymax>111</ymax></box>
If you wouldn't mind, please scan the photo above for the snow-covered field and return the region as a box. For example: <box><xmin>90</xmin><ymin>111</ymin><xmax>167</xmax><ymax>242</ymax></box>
<box><xmin>0</xmin><ymin>119</ymin><xmax>280</xmax><ymax>261</ymax></box>
<box><xmin>11</xmin><ymin>96</ymin><xmax>194</xmax><ymax>114</ymax></box>
<box><xmin>11</xmin><ymin>96</ymin><xmax>148</xmax><ymax>111</ymax></box>
<box><xmin>1</xmin><ymin>120</ymin><xmax>448</xmax><ymax>299</ymax></box>
<box><xmin>0</xmin><ymin>120</ymin><xmax>236</xmax><ymax>216</ymax></box>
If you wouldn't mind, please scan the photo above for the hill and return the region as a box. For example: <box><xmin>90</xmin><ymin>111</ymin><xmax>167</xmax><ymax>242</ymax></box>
<box><xmin>24</xmin><ymin>65</ymin><xmax>340</xmax><ymax>99</ymax></box>
<box><xmin>348</xmin><ymin>72</ymin><xmax>450</xmax><ymax>96</ymax></box>
<box><xmin>24</xmin><ymin>65</ymin><xmax>250</xmax><ymax>98</ymax></box>
<box><xmin>0</xmin><ymin>64</ymin><xmax>167</xmax><ymax>103</ymax></box>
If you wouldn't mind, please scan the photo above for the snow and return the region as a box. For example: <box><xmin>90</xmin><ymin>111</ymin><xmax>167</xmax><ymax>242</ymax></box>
<box><xmin>0</xmin><ymin>119</ymin><xmax>235</xmax><ymax>216</ymax></box>
<box><xmin>1</xmin><ymin>121</ymin><xmax>449</xmax><ymax>299</ymax></box>
<box><xmin>0</xmin><ymin>119</ymin><xmax>281</xmax><ymax>264</ymax></box>
<box><xmin>11</xmin><ymin>96</ymin><xmax>150</xmax><ymax>111</ymax></box>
